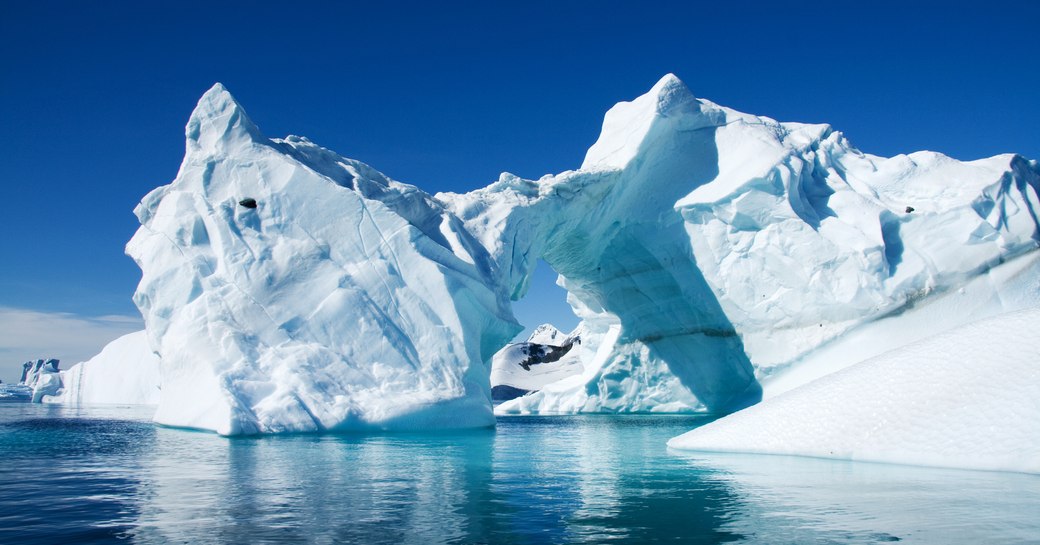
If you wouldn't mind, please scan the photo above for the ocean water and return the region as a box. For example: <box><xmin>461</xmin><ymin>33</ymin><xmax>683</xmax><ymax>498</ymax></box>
<box><xmin>0</xmin><ymin>404</ymin><xmax>1037</xmax><ymax>544</ymax></box>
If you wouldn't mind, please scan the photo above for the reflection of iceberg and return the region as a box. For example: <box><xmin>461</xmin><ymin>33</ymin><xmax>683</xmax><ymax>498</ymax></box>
<box><xmin>672</xmin><ymin>451</ymin><xmax>1040</xmax><ymax>543</ymax></box>
<box><xmin>670</xmin><ymin>307</ymin><xmax>1040</xmax><ymax>474</ymax></box>
<box><xmin>128</xmin><ymin>430</ymin><xmax>500</xmax><ymax>543</ymax></box>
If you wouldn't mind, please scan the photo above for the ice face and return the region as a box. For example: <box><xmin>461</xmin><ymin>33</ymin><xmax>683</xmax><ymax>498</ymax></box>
<box><xmin>667</xmin><ymin>306</ymin><xmax>1040</xmax><ymax>474</ymax></box>
<box><xmin>489</xmin><ymin>324</ymin><xmax>584</xmax><ymax>398</ymax></box>
<box><xmin>48</xmin><ymin>331</ymin><xmax>161</xmax><ymax>406</ymax></box>
<box><xmin>127</xmin><ymin>85</ymin><xmax>519</xmax><ymax>435</ymax></box>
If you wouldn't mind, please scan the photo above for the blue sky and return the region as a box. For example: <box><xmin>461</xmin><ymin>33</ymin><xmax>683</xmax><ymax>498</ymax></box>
<box><xmin>1</xmin><ymin>1</ymin><xmax>1038</xmax><ymax>381</ymax></box>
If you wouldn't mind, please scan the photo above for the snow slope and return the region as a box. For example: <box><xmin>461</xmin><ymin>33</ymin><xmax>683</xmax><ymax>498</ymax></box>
<box><xmin>127</xmin><ymin>84</ymin><xmax>519</xmax><ymax>435</ymax></box>
<box><xmin>668</xmin><ymin>306</ymin><xmax>1040</xmax><ymax>474</ymax></box>
<box><xmin>124</xmin><ymin>75</ymin><xmax>1039</xmax><ymax>429</ymax></box>
<box><xmin>19</xmin><ymin>359</ymin><xmax>62</xmax><ymax>403</ymax></box>
<box><xmin>48</xmin><ymin>331</ymin><xmax>160</xmax><ymax>406</ymax></box>
<box><xmin>489</xmin><ymin>324</ymin><xmax>584</xmax><ymax>398</ymax></box>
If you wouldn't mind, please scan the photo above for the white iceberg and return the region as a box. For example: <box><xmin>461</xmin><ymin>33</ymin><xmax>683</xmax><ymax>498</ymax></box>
<box><xmin>441</xmin><ymin>74</ymin><xmax>1040</xmax><ymax>415</ymax></box>
<box><xmin>19</xmin><ymin>359</ymin><xmax>63</xmax><ymax>403</ymax></box>
<box><xmin>127</xmin><ymin>84</ymin><xmax>519</xmax><ymax>435</ymax></box>
<box><xmin>667</xmin><ymin>306</ymin><xmax>1040</xmax><ymax>474</ymax></box>
<box><xmin>122</xmin><ymin>75</ymin><xmax>1038</xmax><ymax>432</ymax></box>
<box><xmin>47</xmin><ymin>330</ymin><xmax>161</xmax><ymax>406</ymax></box>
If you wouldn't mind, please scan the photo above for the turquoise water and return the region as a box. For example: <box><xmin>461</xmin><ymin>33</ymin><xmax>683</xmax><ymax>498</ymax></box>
<box><xmin>1</xmin><ymin>404</ymin><xmax>1038</xmax><ymax>544</ymax></box>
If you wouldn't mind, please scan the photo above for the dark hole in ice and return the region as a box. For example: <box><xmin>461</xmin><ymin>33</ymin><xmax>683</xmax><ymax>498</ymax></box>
<box><xmin>239</xmin><ymin>198</ymin><xmax>258</xmax><ymax>209</ymax></box>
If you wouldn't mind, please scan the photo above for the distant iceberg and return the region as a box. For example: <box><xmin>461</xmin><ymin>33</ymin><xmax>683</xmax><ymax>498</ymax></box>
<box><xmin>18</xmin><ymin>358</ymin><xmax>62</xmax><ymax>403</ymax></box>
<box><xmin>490</xmin><ymin>324</ymin><xmax>584</xmax><ymax>401</ymax></box>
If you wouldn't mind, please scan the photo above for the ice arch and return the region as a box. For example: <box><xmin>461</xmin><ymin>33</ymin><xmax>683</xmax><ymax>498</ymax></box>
<box><xmin>439</xmin><ymin>72</ymin><xmax>1040</xmax><ymax>415</ymax></box>
<box><xmin>439</xmin><ymin>75</ymin><xmax>762</xmax><ymax>414</ymax></box>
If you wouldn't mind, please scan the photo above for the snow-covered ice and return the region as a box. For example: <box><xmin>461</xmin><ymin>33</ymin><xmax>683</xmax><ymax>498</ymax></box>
<box><xmin>668</xmin><ymin>306</ymin><xmax>1040</xmax><ymax>474</ymax></box>
<box><xmin>489</xmin><ymin>324</ymin><xmax>584</xmax><ymax>400</ymax></box>
<box><xmin>46</xmin><ymin>330</ymin><xmax>160</xmax><ymax>406</ymax></box>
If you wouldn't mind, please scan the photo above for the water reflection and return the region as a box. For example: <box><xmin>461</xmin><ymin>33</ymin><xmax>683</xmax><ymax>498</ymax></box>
<box><xmin>1</xmin><ymin>405</ymin><xmax>1038</xmax><ymax>544</ymax></box>
<box><xmin>672</xmin><ymin>451</ymin><xmax>1040</xmax><ymax>544</ymax></box>
<box><xmin>127</xmin><ymin>414</ymin><xmax>742</xmax><ymax>544</ymax></box>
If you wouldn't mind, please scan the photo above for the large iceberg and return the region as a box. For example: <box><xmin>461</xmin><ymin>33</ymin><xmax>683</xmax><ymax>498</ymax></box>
<box><xmin>121</xmin><ymin>75</ymin><xmax>1039</xmax><ymax>434</ymax></box>
<box><xmin>127</xmin><ymin>85</ymin><xmax>519</xmax><ymax>435</ymax></box>
<box><xmin>441</xmin><ymin>74</ymin><xmax>1040</xmax><ymax>414</ymax></box>
<box><xmin>668</xmin><ymin>306</ymin><xmax>1040</xmax><ymax>474</ymax></box>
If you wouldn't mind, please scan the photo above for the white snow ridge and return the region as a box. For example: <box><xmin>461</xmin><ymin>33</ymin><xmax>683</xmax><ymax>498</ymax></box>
<box><xmin>107</xmin><ymin>75</ymin><xmax>1039</xmax><ymax>453</ymax></box>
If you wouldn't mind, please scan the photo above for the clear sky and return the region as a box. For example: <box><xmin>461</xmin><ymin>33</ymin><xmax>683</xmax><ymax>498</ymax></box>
<box><xmin>1</xmin><ymin>1</ymin><xmax>1038</xmax><ymax>381</ymax></box>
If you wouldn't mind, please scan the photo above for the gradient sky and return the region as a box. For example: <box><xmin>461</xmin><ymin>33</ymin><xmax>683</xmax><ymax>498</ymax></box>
<box><xmin>1</xmin><ymin>1</ymin><xmax>1038</xmax><ymax>381</ymax></box>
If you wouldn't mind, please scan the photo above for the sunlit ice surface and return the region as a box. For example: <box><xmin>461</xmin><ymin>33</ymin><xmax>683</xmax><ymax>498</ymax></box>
<box><xmin>0</xmin><ymin>404</ymin><xmax>1037</xmax><ymax>544</ymax></box>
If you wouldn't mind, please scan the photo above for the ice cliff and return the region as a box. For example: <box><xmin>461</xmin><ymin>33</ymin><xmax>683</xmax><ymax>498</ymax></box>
<box><xmin>127</xmin><ymin>84</ymin><xmax>519</xmax><ymax>435</ymax></box>
<box><xmin>120</xmin><ymin>75</ymin><xmax>1039</xmax><ymax>435</ymax></box>
<box><xmin>19</xmin><ymin>359</ymin><xmax>62</xmax><ymax>403</ymax></box>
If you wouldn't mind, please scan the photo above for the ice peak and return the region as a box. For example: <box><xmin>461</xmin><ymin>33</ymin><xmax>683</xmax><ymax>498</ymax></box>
<box><xmin>582</xmin><ymin>73</ymin><xmax>707</xmax><ymax>169</ymax></box>
<box><xmin>185</xmin><ymin>83</ymin><xmax>264</xmax><ymax>155</ymax></box>
<box><xmin>648</xmin><ymin>73</ymin><xmax>696</xmax><ymax>116</ymax></box>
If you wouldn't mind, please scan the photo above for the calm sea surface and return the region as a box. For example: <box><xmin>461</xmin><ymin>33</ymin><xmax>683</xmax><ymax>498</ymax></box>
<box><xmin>0</xmin><ymin>403</ymin><xmax>1037</xmax><ymax>544</ymax></box>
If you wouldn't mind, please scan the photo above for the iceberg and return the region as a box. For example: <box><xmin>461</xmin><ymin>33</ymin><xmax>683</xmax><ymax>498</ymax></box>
<box><xmin>668</xmin><ymin>306</ymin><xmax>1040</xmax><ymax>474</ymax></box>
<box><xmin>127</xmin><ymin>84</ymin><xmax>518</xmax><ymax>435</ymax></box>
<box><xmin>441</xmin><ymin>74</ymin><xmax>1040</xmax><ymax>415</ymax></box>
<box><xmin>47</xmin><ymin>330</ymin><xmax>161</xmax><ymax>406</ymax></box>
<box><xmin>18</xmin><ymin>359</ymin><xmax>62</xmax><ymax>403</ymax></box>
<box><xmin>122</xmin><ymin>75</ymin><xmax>1038</xmax><ymax>433</ymax></box>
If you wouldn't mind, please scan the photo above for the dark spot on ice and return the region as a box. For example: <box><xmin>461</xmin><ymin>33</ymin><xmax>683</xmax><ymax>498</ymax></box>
<box><xmin>905</xmin><ymin>206</ymin><xmax>914</xmax><ymax>213</ymax></box>
<box><xmin>517</xmin><ymin>337</ymin><xmax>579</xmax><ymax>370</ymax></box>
<box><xmin>239</xmin><ymin>198</ymin><xmax>258</xmax><ymax>209</ymax></box>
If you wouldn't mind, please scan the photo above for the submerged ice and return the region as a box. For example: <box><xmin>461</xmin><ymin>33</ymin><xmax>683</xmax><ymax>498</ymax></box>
<box><xmin>95</xmin><ymin>74</ymin><xmax>1039</xmax><ymax>442</ymax></box>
